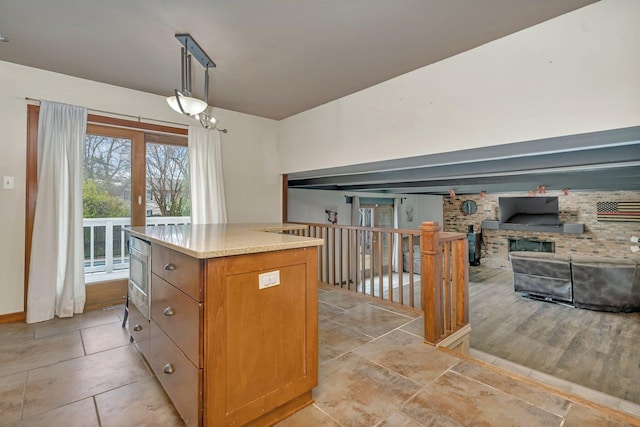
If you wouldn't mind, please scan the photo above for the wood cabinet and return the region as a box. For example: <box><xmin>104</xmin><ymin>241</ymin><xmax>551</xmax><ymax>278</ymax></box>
<box><xmin>148</xmin><ymin>243</ymin><xmax>318</xmax><ymax>426</ymax></box>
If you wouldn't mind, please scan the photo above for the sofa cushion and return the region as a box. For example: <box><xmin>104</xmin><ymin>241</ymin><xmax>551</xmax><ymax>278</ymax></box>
<box><xmin>571</xmin><ymin>256</ymin><xmax>637</xmax><ymax>267</ymax></box>
<box><xmin>509</xmin><ymin>251</ymin><xmax>572</xmax><ymax>302</ymax></box>
<box><xmin>571</xmin><ymin>256</ymin><xmax>639</xmax><ymax>312</ymax></box>
<box><xmin>509</xmin><ymin>252</ymin><xmax>571</xmax><ymax>278</ymax></box>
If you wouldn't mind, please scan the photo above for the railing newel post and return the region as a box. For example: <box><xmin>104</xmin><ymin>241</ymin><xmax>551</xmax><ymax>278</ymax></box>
<box><xmin>455</xmin><ymin>238</ymin><xmax>470</xmax><ymax>327</ymax></box>
<box><xmin>421</xmin><ymin>221</ymin><xmax>444</xmax><ymax>346</ymax></box>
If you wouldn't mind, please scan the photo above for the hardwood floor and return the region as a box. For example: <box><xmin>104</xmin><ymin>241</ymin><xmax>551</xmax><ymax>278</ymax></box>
<box><xmin>469</xmin><ymin>266</ymin><xmax>640</xmax><ymax>404</ymax></box>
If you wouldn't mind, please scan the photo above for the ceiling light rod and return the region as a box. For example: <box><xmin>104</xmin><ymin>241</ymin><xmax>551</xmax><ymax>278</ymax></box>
<box><xmin>175</xmin><ymin>34</ymin><xmax>215</xmax><ymax>69</ymax></box>
<box><xmin>176</xmin><ymin>33</ymin><xmax>215</xmax><ymax>106</ymax></box>
<box><xmin>167</xmin><ymin>33</ymin><xmax>219</xmax><ymax>129</ymax></box>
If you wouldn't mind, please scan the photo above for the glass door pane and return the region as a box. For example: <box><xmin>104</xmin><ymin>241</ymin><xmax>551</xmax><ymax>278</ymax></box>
<box><xmin>145</xmin><ymin>142</ymin><xmax>191</xmax><ymax>226</ymax></box>
<box><xmin>83</xmin><ymin>132</ymin><xmax>132</xmax><ymax>282</ymax></box>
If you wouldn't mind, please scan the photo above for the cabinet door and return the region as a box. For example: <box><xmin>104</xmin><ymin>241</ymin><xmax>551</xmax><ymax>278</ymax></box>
<box><xmin>205</xmin><ymin>247</ymin><xmax>318</xmax><ymax>425</ymax></box>
<box><xmin>152</xmin><ymin>244</ymin><xmax>202</xmax><ymax>300</ymax></box>
<box><xmin>150</xmin><ymin>321</ymin><xmax>202</xmax><ymax>427</ymax></box>
<box><xmin>151</xmin><ymin>275</ymin><xmax>203</xmax><ymax>367</ymax></box>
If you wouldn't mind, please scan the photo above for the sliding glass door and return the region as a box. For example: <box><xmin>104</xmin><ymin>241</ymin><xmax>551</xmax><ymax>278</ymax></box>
<box><xmin>83</xmin><ymin>126</ymin><xmax>190</xmax><ymax>282</ymax></box>
<box><xmin>145</xmin><ymin>134</ymin><xmax>190</xmax><ymax>224</ymax></box>
<box><xmin>25</xmin><ymin>105</ymin><xmax>190</xmax><ymax>312</ymax></box>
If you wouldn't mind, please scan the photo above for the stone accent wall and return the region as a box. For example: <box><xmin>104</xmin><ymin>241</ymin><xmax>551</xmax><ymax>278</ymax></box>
<box><xmin>443</xmin><ymin>190</ymin><xmax>640</xmax><ymax>268</ymax></box>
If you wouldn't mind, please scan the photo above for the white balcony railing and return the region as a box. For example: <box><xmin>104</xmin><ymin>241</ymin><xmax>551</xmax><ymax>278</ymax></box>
<box><xmin>83</xmin><ymin>216</ymin><xmax>190</xmax><ymax>279</ymax></box>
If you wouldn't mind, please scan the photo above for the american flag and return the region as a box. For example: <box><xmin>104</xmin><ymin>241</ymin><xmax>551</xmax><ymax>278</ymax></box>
<box><xmin>596</xmin><ymin>201</ymin><xmax>640</xmax><ymax>222</ymax></box>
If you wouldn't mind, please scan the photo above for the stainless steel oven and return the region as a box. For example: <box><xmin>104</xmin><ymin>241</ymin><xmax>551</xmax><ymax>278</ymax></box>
<box><xmin>129</xmin><ymin>236</ymin><xmax>151</xmax><ymax>320</ymax></box>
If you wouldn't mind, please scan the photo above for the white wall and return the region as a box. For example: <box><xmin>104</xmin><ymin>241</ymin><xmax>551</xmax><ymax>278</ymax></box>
<box><xmin>278</xmin><ymin>0</ymin><xmax>640</xmax><ymax>173</ymax></box>
<box><xmin>287</xmin><ymin>188</ymin><xmax>443</xmax><ymax>229</ymax></box>
<box><xmin>0</xmin><ymin>61</ymin><xmax>280</xmax><ymax>316</ymax></box>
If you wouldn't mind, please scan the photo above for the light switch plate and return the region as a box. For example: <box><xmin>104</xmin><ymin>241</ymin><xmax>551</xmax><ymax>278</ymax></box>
<box><xmin>259</xmin><ymin>270</ymin><xmax>280</xmax><ymax>289</ymax></box>
<box><xmin>2</xmin><ymin>176</ymin><xmax>14</xmax><ymax>189</ymax></box>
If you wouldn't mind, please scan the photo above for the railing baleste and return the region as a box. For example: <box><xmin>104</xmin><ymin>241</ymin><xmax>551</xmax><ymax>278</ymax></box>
<box><xmin>287</xmin><ymin>223</ymin><xmax>422</xmax><ymax>309</ymax></box>
<box><xmin>288</xmin><ymin>221</ymin><xmax>470</xmax><ymax>347</ymax></box>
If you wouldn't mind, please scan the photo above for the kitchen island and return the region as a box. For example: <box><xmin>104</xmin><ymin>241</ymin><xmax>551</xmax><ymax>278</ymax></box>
<box><xmin>127</xmin><ymin>223</ymin><xmax>323</xmax><ymax>426</ymax></box>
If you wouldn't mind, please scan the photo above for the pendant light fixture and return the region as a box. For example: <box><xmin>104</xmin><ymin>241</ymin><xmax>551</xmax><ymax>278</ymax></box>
<box><xmin>166</xmin><ymin>34</ymin><xmax>218</xmax><ymax>129</ymax></box>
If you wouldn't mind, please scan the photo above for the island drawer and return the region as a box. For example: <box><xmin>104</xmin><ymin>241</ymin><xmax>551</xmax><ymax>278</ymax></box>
<box><xmin>151</xmin><ymin>275</ymin><xmax>203</xmax><ymax>367</ymax></box>
<box><xmin>127</xmin><ymin>302</ymin><xmax>150</xmax><ymax>362</ymax></box>
<box><xmin>150</xmin><ymin>321</ymin><xmax>202</xmax><ymax>427</ymax></box>
<box><xmin>152</xmin><ymin>244</ymin><xmax>202</xmax><ymax>301</ymax></box>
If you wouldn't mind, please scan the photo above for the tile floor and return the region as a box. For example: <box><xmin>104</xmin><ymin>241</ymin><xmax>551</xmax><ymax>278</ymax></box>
<box><xmin>1</xmin><ymin>285</ymin><xmax>640</xmax><ymax>426</ymax></box>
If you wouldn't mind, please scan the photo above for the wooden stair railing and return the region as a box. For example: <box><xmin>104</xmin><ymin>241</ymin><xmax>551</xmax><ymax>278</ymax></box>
<box><xmin>420</xmin><ymin>221</ymin><xmax>470</xmax><ymax>347</ymax></box>
<box><xmin>287</xmin><ymin>221</ymin><xmax>471</xmax><ymax>348</ymax></box>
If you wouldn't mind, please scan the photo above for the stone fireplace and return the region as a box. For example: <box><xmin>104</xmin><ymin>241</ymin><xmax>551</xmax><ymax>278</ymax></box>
<box><xmin>443</xmin><ymin>190</ymin><xmax>640</xmax><ymax>269</ymax></box>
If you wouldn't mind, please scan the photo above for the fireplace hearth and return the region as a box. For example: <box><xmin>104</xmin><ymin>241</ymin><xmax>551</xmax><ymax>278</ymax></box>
<box><xmin>509</xmin><ymin>238</ymin><xmax>554</xmax><ymax>253</ymax></box>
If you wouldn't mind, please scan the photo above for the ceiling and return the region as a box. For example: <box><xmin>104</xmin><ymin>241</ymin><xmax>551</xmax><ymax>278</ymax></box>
<box><xmin>5</xmin><ymin>0</ymin><xmax>636</xmax><ymax>196</ymax></box>
<box><xmin>0</xmin><ymin>0</ymin><xmax>597</xmax><ymax>120</ymax></box>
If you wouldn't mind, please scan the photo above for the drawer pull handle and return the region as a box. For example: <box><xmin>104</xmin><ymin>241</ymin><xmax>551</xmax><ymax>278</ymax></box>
<box><xmin>133</xmin><ymin>324</ymin><xmax>142</xmax><ymax>332</ymax></box>
<box><xmin>164</xmin><ymin>263</ymin><xmax>175</xmax><ymax>271</ymax></box>
<box><xmin>163</xmin><ymin>307</ymin><xmax>175</xmax><ymax>316</ymax></box>
<box><xmin>163</xmin><ymin>363</ymin><xmax>175</xmax><ymax>374</ymax></box>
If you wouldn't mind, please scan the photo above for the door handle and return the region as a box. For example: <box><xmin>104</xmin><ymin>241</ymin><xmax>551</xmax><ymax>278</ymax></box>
<box><xmin>163</xmin><ymin>307</ymin><xmax>175</xmax><ymax>316</ymax></box>
<box><xmin>133</xmin><ymin>324</ymin><xmax>142</xmax><ymax>331</ymax></box>
<box><xmin>163</xmin><ymin>363</ymin><xmax>175</xmax><ymax>374</ymax></box>
<box><xmin>164</xmin><ymin>263</ymin><xmax>175</xmax><ymax>271</ymax></box>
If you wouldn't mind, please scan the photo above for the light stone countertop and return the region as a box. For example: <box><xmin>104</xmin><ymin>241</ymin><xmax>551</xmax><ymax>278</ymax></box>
<box><xmin>127</xmin><ymin>223</ymin><xmax>323</xmax><ymax>259</ymax></box>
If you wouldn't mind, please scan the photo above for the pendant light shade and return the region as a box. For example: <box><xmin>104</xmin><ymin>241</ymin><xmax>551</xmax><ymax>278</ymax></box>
<box><xmin>197</xmin><ymin>112</ymin><xmax>217</xmax><ymax>129</ymax></box>
<box><xmin>167</xmin><ymin>92</ymin><xmax>208</xmax><ymax>116</ymax></box>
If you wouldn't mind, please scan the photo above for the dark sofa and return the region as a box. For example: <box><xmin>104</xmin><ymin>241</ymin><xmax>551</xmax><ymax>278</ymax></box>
<box><xmin>571</xmin><ymin>256</ymin><xmax>640</xmax><ymax>312</ymax></box>
<box><xmin>508</xmin><ymin>251</ymin><xmax>640</xmax><ymax>312</ymax></box>
<box><xmin>509</xmin><ymin>251</ymin><xmax>573</xmax><ymax>303</ymax></box>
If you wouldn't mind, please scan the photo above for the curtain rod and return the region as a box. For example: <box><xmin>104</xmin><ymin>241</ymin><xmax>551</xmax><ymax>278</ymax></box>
<box><xmin>24</xmin><ymin>97</ymin><xmax>228</xmax><ymax>134</ymax></box>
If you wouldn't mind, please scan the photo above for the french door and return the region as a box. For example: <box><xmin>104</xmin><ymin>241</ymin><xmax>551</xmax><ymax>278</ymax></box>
<box><xmin>25</xmin><ymin>105</ymin><xmax>188</xmax><ymax>312</ymax></box>
<box><xmin>82</xmin><ymin>126</ymin><xmax>188</xmax><ymax>308</ymax></box>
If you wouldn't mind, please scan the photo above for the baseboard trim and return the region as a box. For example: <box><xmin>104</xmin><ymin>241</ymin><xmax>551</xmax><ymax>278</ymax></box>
<box><xmin>436</xmin><ymin>324</ymin><xmax>472</xmax><ymax>355</ymax></box>
<box><xmin>0</xmin><ymin>311</ymin><xmax>26</xmax><ymax>324</ymax></box>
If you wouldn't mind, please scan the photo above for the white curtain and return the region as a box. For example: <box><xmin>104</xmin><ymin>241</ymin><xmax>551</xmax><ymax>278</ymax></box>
<box><xmin>188</xmin><ymin>126</ymin><xmax>227</xmax><ymax>224</ymax></box>
<box><xmin>27</xmin><ymin>101</ymin><xmax>87</xmax><ymax>323</ymax></box>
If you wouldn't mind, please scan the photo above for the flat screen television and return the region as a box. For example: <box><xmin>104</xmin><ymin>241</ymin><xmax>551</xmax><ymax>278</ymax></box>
<box><xmin>498</xmin><ymin>196</ymin><xmax>559</xmax><ymax>226</ymax></box>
